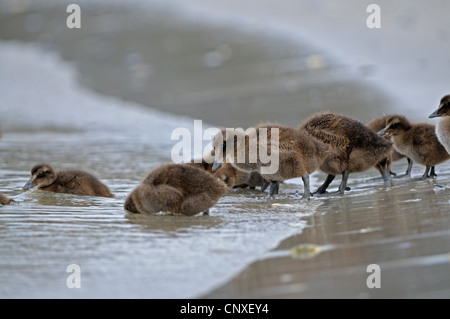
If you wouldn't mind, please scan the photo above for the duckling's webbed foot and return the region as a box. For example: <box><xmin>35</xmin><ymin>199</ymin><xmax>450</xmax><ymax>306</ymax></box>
<box><xmin>381</xmin><ymin>167</ymin><xmax>391</xmax><ymax>182</ymax></box>
<box><xmin>313</xmin><ymin>174</ymin><xmax>335</xmax><ymax>194</ymax></box>
<box><xmin>301</xmin><ymin>174</ymin><xmax>311</xmax><ymax>200</ymax></box>
<box><xmin>420</xmin><ymin>165</ymin><xmax>437</xmax><ymax>179</ymax></box>
<box><xmin>394</xmin><ymin>160</ymin><xmax>413</xmax><ymax>179</ymax></box>
<box><xmin>420</xmin><ymin>165</ymin><xmax>435</xmax><ymax>179</ymax></box>
<box><xmin>338</xmin><ymin>170</ymin><xmax>350</xmax><ymax>194</ymax></box>
<box><xmin>203</xmin><ymin>210</ymin><xmax>210</xmax><ymax>216</ymax></box>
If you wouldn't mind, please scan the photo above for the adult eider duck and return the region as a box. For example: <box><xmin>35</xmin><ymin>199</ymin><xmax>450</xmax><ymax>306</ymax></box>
<box><xmin>301</xmin><ymin>112</ymin><xmax>393</xmax><ymax>194</ymax></box>
<box><xmin>23</xmin><ymin>164</ymin><xmax>114</xmax><ymax>198</ymax></box>
<box><xmin>379</xmin><ymin>115</ymin><xmax>450</xmax><ymax>179</ymax></box>
<box><xmin>124</xmin><ymin>163</ymin><xmax>229</xmax><ymax>216</ymax></box>
<box><xmin>212</xmin><ymin>123</ymin><xmax>330</xmax><ymax>199</ymax></box>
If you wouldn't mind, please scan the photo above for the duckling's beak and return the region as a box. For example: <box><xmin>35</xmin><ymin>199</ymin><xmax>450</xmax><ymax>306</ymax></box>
<box><xmin>377</xmin><ymin>127</ymin><xmax>389</xmax><ymax>137</ymax></box>
<box><xmin>429</xmin><ymin>107</ymin><xmax>442</xmax><ymax>118</ymax></box>
<box><xmin>212</xmin><ymin>154</ymin><xmax>227</xmax><ymax>171</ymax></box>
<box><xmin>22</xmin><ymin>178</ymin><xmax>36</xmax><ymax>191</ymax></box>
<box><xmin>212</xmin><ymin>160</ymin><xmax>222</xmax><ymax>172</ymax></box>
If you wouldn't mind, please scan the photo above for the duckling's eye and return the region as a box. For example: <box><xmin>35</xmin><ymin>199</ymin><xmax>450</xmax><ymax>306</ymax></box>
<box><xmin>37</xmin><ymin>172</ymin><xmax>45</xmax><ymax>178</ymax></box>
<box><xmin>389</xmin><ymin>123</ymin><xmax>400</xmax><ymax>129</ymax></box>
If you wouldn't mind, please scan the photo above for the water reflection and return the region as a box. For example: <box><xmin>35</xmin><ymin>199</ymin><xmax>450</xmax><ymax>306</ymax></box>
<box><xmin>125</xmin><ymin>212</ymin><xmax>225</xmax><ymax>233</ymax></box>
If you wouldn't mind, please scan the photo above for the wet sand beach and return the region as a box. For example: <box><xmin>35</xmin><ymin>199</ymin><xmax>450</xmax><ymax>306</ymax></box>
<box><xmin>205</xmin><ymin>163</ymin><xmax>450</xmax><ymax>298</ymax></box>
<box><xmin>0</xmin><ymin>0</ymin><xmax>449</xmax><ymax>299</ymax></box>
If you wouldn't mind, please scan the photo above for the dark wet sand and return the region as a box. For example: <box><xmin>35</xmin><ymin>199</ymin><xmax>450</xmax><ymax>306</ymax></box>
<box><xmin>1</xmin><ymin>2</ymin><xmax>449</xmax><ymax>299</ymax></box>
<box><xmin>204</xmin><ymin>163</ymin><xmax>450</xmax><ymax>298</ymax></box>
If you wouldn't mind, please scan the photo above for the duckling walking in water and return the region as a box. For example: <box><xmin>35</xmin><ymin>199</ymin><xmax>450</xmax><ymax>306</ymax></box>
<box><xmin>301</xmin><ymin>112</ymin><xmax>393</xmax><ymax>194</ymax></box>
<box><xmin>378</xmin><ymin>115</ymin><xmax>450</xmax><ymax>179</ymax></box>
<box><xmin>212</xmin><ymin>123</ymin><xmax>330</xmax><ymax>199</ymax></box>
<box><xmin>0</xmin><ymin>193</ymin><xmax>15</xmax><ymax>205</ymax></box>
<box><xmin>124</xmin><ymin>163</ymin><xmax>229</xmax><ymax>216</ymax></box>
<box><xmin>23</xmin><ymin>164</ymin><xmax>114</xmax><ymax>198</ymax></box>
<box><xmin>429</xmin><ymin>95</ymin><xmax>450</xmax><ymax>155</ymax></box>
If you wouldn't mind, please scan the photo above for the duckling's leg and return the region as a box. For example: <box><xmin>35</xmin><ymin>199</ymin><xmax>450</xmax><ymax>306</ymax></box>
<box><xmin>203</xmin><ymin>210</ymin><xmax>210</xmax><ymax>216</ymax></box>
<box><xmin>370</xmin><ymin>166</ymin><xmax>392</xmax><ymax>182</ymax></box>
<box><xmin>421</xmin><ymin>165</ymin><xmax>432</xmax><ymax>179</ymax></box>
<box><xmin>381</xmin><ymin>167</ymin><xmax>391</xmax><ymax>181</ymax></box>
<box><xmin>301</xmin><ymin>174</ymin><xmax>311</xmax><ymax>199</ymax></box>
<box><xmin>313</xmin><ymin>174</ymin><xmax>335</xmax><ymax>194</ymax></box>
<box><xmin>338</xmin><ymin>169</ymin><xmax>350</xmax><ymax>194</ymax></box>
<box><xmin>261</xmin><ymin>181</ymin><xmax>270</xmax><ymax>192</ymax></box>
<box><xmin>405</xmin><ymin>158</ymin><xmax>413</xmax><ymax>177</ymax></box>
<box><xmin>395</xmin><ymin>158</ymin><xmax>413</xmax><ymax>178</ymax></box>
<box><xmin>269</xmin><ymin>181</ymin><xmax>280</xmax><ymax>197</ymax></box>
<box><xmin>430</xmin><ymin>166</ymin><xmax>437</xmax><ymax>178</ymax></box>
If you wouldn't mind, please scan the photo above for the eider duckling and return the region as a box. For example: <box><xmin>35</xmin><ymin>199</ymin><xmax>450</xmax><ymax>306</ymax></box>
<box><xmin>301</xmin><ymin>112</ymin><xmax>393</xmax><ymax>194</ymax></box>
<box><xmin>188</xmin><ymin>153</ymin><xmax>266</xmax><ymax>189</ymax></box>
<box><xmin>0</xmin><ymin>193</ymin><xmax>15</xmax><ymax>205</ymax></box>
<box><xmin>379</xmin><ymin>115</ymin><xmax>450</xmax><ymax>179</ymax></box>
<box><xmin>213</xmin><ymin>162</ymin><xmax>265</xmax><ymax>189</ymax></box>
<box><xmin>23</xmin><ymin>164</ymin><xmax>114</xmax><ymax>198</ymax></box>
<box><xmin>429</xmin><ymin>95</ymin><xmax>450</xmax><ymax>155</ymax></box>
<box><xmin>366</xmin><ymin>115</ymin><xmax>412</xmax><ymax>178</ymax></box>
<box><xmin>124</xmin><ymin>163</ymin><xmax>229</xmax><ymax>216</ymax></box>
<box><xmin>212</xmin><ymin>123</ymin><xmax>330</xmax><ymax>199</ymax></box>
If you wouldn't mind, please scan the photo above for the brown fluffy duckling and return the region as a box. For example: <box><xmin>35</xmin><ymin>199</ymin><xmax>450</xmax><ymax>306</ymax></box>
<box><xmin>366</xmin><ymin>115</ymin><xmax>412</xmax><ymax>178</ymax></box>
<box><xmin>378</xmin><ymin>115</ymin><xmax>450</xmax><ymax>179</ymax></box>
<box><xmin>124</xmin><ymin>163</ymin><xmax>229</xmax><ymax>216</ymax></box>
<box><xmin>187</xmin><ymin>155</ymin><xmax>265</xmax><ymax>189</ymax></box>
<box><xmin>301</xmin><ymin>112</ymin><xmax>393</xmax><ymax>194</ymax></box>
<box><xmin>213</xmin><ymin>162</ymin><xmax>265</xmax><ymax>189</ymax></box>
<box><xmin>429</xmin><ymin>95</ymin><xmax>450</xmax><ymax>155</ymax></box>
<box><xmin>0</xmin><ymin>193</ymin><xmax>15</xmax><ymax>205</ymax></box>
<box><xmin>212</xmin><ymin>123</ymin><xmax>330</xmax><ymax>199</ymax></box>
<box><xmin>23</xmin><ymin>164</ymin><xmax>114</xmax><ymax>198</ymax></box>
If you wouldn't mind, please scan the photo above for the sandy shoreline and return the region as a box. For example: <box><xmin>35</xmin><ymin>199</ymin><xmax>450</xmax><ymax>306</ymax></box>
<box><xmin>204</xmin><ymin>161</ymin><xmax>450</xmax><ymax>298</ymax></box>
<box><xmin>1</xmin><ymin>1</ymin><xmax>449</xmax><ymax>299</ymax></box>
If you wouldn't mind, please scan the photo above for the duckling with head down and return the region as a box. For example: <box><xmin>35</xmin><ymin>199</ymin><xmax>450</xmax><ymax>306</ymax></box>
<box><xmin>378</xmin><ymin>115</ymin><xmax>450</xmax><ymax>179</ymax></box>
<box><xmin>212</xmin><ymin>123</ymin><xmax>330</xmax><ymax>199</ymax></box>
<box><xmin>187</xmin><ymin>153</ymin><xmax>265</xmax><ymax>189</ymax></box>
<box><xmin>429</xmin><ymin>95</ymin><xmax>450</xmax><ymax>155</ymax></box>
<box><xmin>301</xmin><ymin>112</ymin><xmax>393</xmax><ymax>194</ymax></box>
<box><xmin>124</xmin><ymin>163</ymin><xmax>229</xmax><ymax>216</ymax></box>
<box><xmin>23</xmin><ymin>164</ymin><xmax>114</xmax><ymax>198</ymax></box>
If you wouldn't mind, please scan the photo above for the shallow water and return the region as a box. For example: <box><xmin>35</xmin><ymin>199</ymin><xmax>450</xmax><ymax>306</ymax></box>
<box><xmin>0</xmin><ymin>38</ymin><xmax>324</xmax><ymax>298</ymax></box>
<box><xmin>1</xmin><ymin>1</ymin><xmax>449</xmax><ymax>299</ymax></box>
